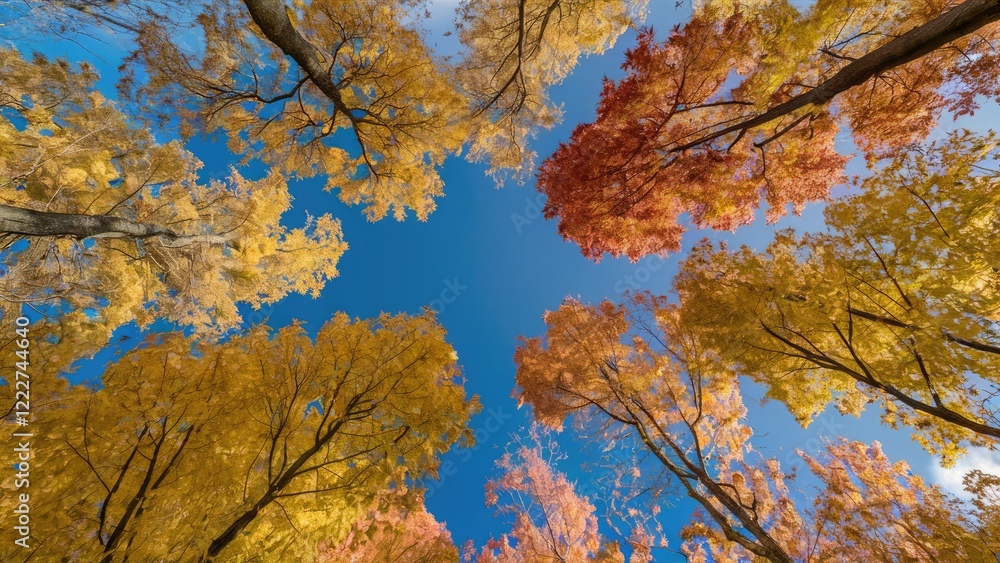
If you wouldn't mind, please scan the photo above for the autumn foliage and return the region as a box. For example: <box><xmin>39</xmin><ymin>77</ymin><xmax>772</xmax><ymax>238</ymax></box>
<box><xmin>317</xmin><ymin>488</ymin><xmax>459</xmax><ymax>562</ymax></box>
<box><xmin>468</xmin><ymin>443</ymin><xmax>601</xmax><ymax>562</ymax></box>
<box><xmin>0</xmin><ymin>313</ymin><xmax>477</xmax><ymax>561</ymax></box>
<box><xmin>465</xmin><ymin>430</ymin><xmax>652</xmax><ymax>563</ymax></box>
<box><xmin>457</xmin><ymin>0</ymin><xmax>649</xmax><ymax>183</ymax></box>
<box><xmin>122</xmin><ymin>0</ymin><xmax>469</xmax><ymax>222</ymax></box>
<box><xmin>2</xmin><ymin>1</ymin><xmax>1000</xmax><ymax>561</ymax></box>
<box><xmin>0</xmin><ymin>49</ymin><xmax>344</xmax><ymax>340</ymax></box>
<box><xmin>539</xmin><ymin>0</ymin><xmax>1000</xmax><ymax>260</ymax></box>
<box><xmin>516</xmin><ymin>294</ymin><xmax>1000</xmax><ymax>560</ymax></box>
<box><xmin>675</xmin><ymin>130</ymin><xmax>1000</xmax><ymax>462</ymax></box>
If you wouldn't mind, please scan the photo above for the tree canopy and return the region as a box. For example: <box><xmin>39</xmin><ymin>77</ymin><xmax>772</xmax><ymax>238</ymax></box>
<box><xmin>516</xmin><ymin>294</ymin><xmax>1000</xmax><ymax>561</ymax></box>
<box><xmin>0</xmin><ymin>49</ymin><xmax>344</xmax><ymax>340</ymax></box>
<box><xmin>538</xmin><ymin>0</ymin><xmax>1000</xmax><ymax>259</ymax></box>
<box><xmin>3</xmin><ymin>0</ymin><xmax>650</xmax><ymax>218</ymax></box>
<box><xmin>675</xmin><ymin>130</ymin><xmax>1000</xmax><ymax>463</ymax></box>
<box><xmin>0</xmin><ymin>312</ymin><xmax>478</xmax><ymax>561</ymax></box>
<box><xmin>126</xmin><ymin>0</ymin><xmax>469</xmax><ymax>221</ymax></box>
<box><xmin>2</xmin><ymin>1</ymin><xmax>1000</xmax><ymax>560</ymax></box>
<box><xmin>456</xmin><ymin>0</ymin><xmax>649</xmax><ymax>183</ymax></box>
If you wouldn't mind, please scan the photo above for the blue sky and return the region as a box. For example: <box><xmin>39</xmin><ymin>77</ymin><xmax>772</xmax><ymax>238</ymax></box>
<box><xmin>15</xmin><ymin>0</ymin><xmax>1000</xmax><ymax>559</ymax></box>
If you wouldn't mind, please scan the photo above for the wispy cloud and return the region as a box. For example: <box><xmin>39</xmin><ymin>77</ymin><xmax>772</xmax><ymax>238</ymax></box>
<box><xmin>930</xmin><ymin>448</ymin><xmax>1000</xmax><ymax>499</ymax></box>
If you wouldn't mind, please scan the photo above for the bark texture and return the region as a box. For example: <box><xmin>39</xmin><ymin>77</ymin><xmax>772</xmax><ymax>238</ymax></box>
<box><xmin>672</xmin><ymin>0</ymin><xmax>1000</xmax><ymax>152</ymax></box>
<box><xmin>0</xmin><ymin>204</ymin><xmax>178</xmax><ymax>239</ymax></box>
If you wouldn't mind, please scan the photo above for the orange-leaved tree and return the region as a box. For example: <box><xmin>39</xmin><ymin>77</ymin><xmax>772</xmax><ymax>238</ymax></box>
<box><xmin>317</xmin><ymin>487</ymin><xmax>459</xmax><ymax>563</ymax></box>
<box><xmin>538</xmin><ymin>0</ymin><xmax>1000</xmax><ymax>260</ymax></box>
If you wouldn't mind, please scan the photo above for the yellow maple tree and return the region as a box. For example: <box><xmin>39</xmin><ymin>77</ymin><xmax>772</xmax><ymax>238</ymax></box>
<box><xmin>0</xmin><ymin>49</ymin><xmax>345</xmax><ymax>340</ymax></box>
<box><xmin>0</xmin><ymin>312</ymin><xmax>478</xmax><ymax>562</ymax></box>
<box><xmin>122</xmin><ymin>0</ymin><xmax>468</xmax><ymax>221</ymax></box>
<box><xmin>456</xmin><ymin>0</ymin><xmax>648</xmax><ymax>183</ymax></box>
<box><xmin>675</xmin><ymin>130</ymin><xmax>1000</xmax><ymax>463</ymax></box>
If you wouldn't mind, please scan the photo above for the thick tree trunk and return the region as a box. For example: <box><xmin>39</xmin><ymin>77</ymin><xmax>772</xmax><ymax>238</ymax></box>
<box><xmin>0</xmin><ymin>204</ymin><xmax>231</xmax><ymax>247</ymax></box>
<box><xmin>241</xmin><ymin>0</ymin><xmax>352</xmax><ymax>114</ymax></box>
<box><xmin>672</xmin><ymin>0</ymin><xmax>1000</xmax><ymax>152</ymax></box>
<box><xmin>241</xmin><ymin>0</ymin><xmax>377</xmax><ymax>165</ymax></box>
<box><xmin>0</xmin><ymin>204</ymin><xmax>178</xmax><ymax>239</ymax></box>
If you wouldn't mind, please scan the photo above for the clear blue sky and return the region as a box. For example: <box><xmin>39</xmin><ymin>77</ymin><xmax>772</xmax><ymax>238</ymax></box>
<box><xmin>20</xmin><ymin>1</ymin><xmax>999</xmax><ymax>559</ymax></box>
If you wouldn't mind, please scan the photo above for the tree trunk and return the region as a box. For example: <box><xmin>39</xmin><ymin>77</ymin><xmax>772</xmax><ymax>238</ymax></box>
<box><xmin>201</xmin><ymin>414</ymin><xmax>353</xmax><ymax>560</ymax></box>
<box><xmin>204</xmin><ymin>499</ymin><xmax>267</xmax><ymax>560</ymax></box>
<box><xmin>240</xmin><ymin>0</ymin><xmax>352</xmax><ymax>113</ymax></box>
<box><xmin>0</xmin><ymin>203</ymin><xmax>178</xmax><ymax>239</ymax></box>
<box><xmin>0</xmin><ymin>203</ymin><xmax>232</xmax><ymax>247</ymax></box>
<box><xmin>672</xmin><ymin>0</ymin><xmax>1000</xmax><ymax>152</ymax></box>
<box><xmin>631</xmin><ymin>408</ymin><xmax>795</xmax><ymax>562</ymax></box>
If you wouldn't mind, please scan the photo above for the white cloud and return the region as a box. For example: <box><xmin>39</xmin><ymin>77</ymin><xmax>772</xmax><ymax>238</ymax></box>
<box><xmin>930</xmin><ymin>448</ymin><xmax>1000</xmax><ymax>499</ymax></box>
